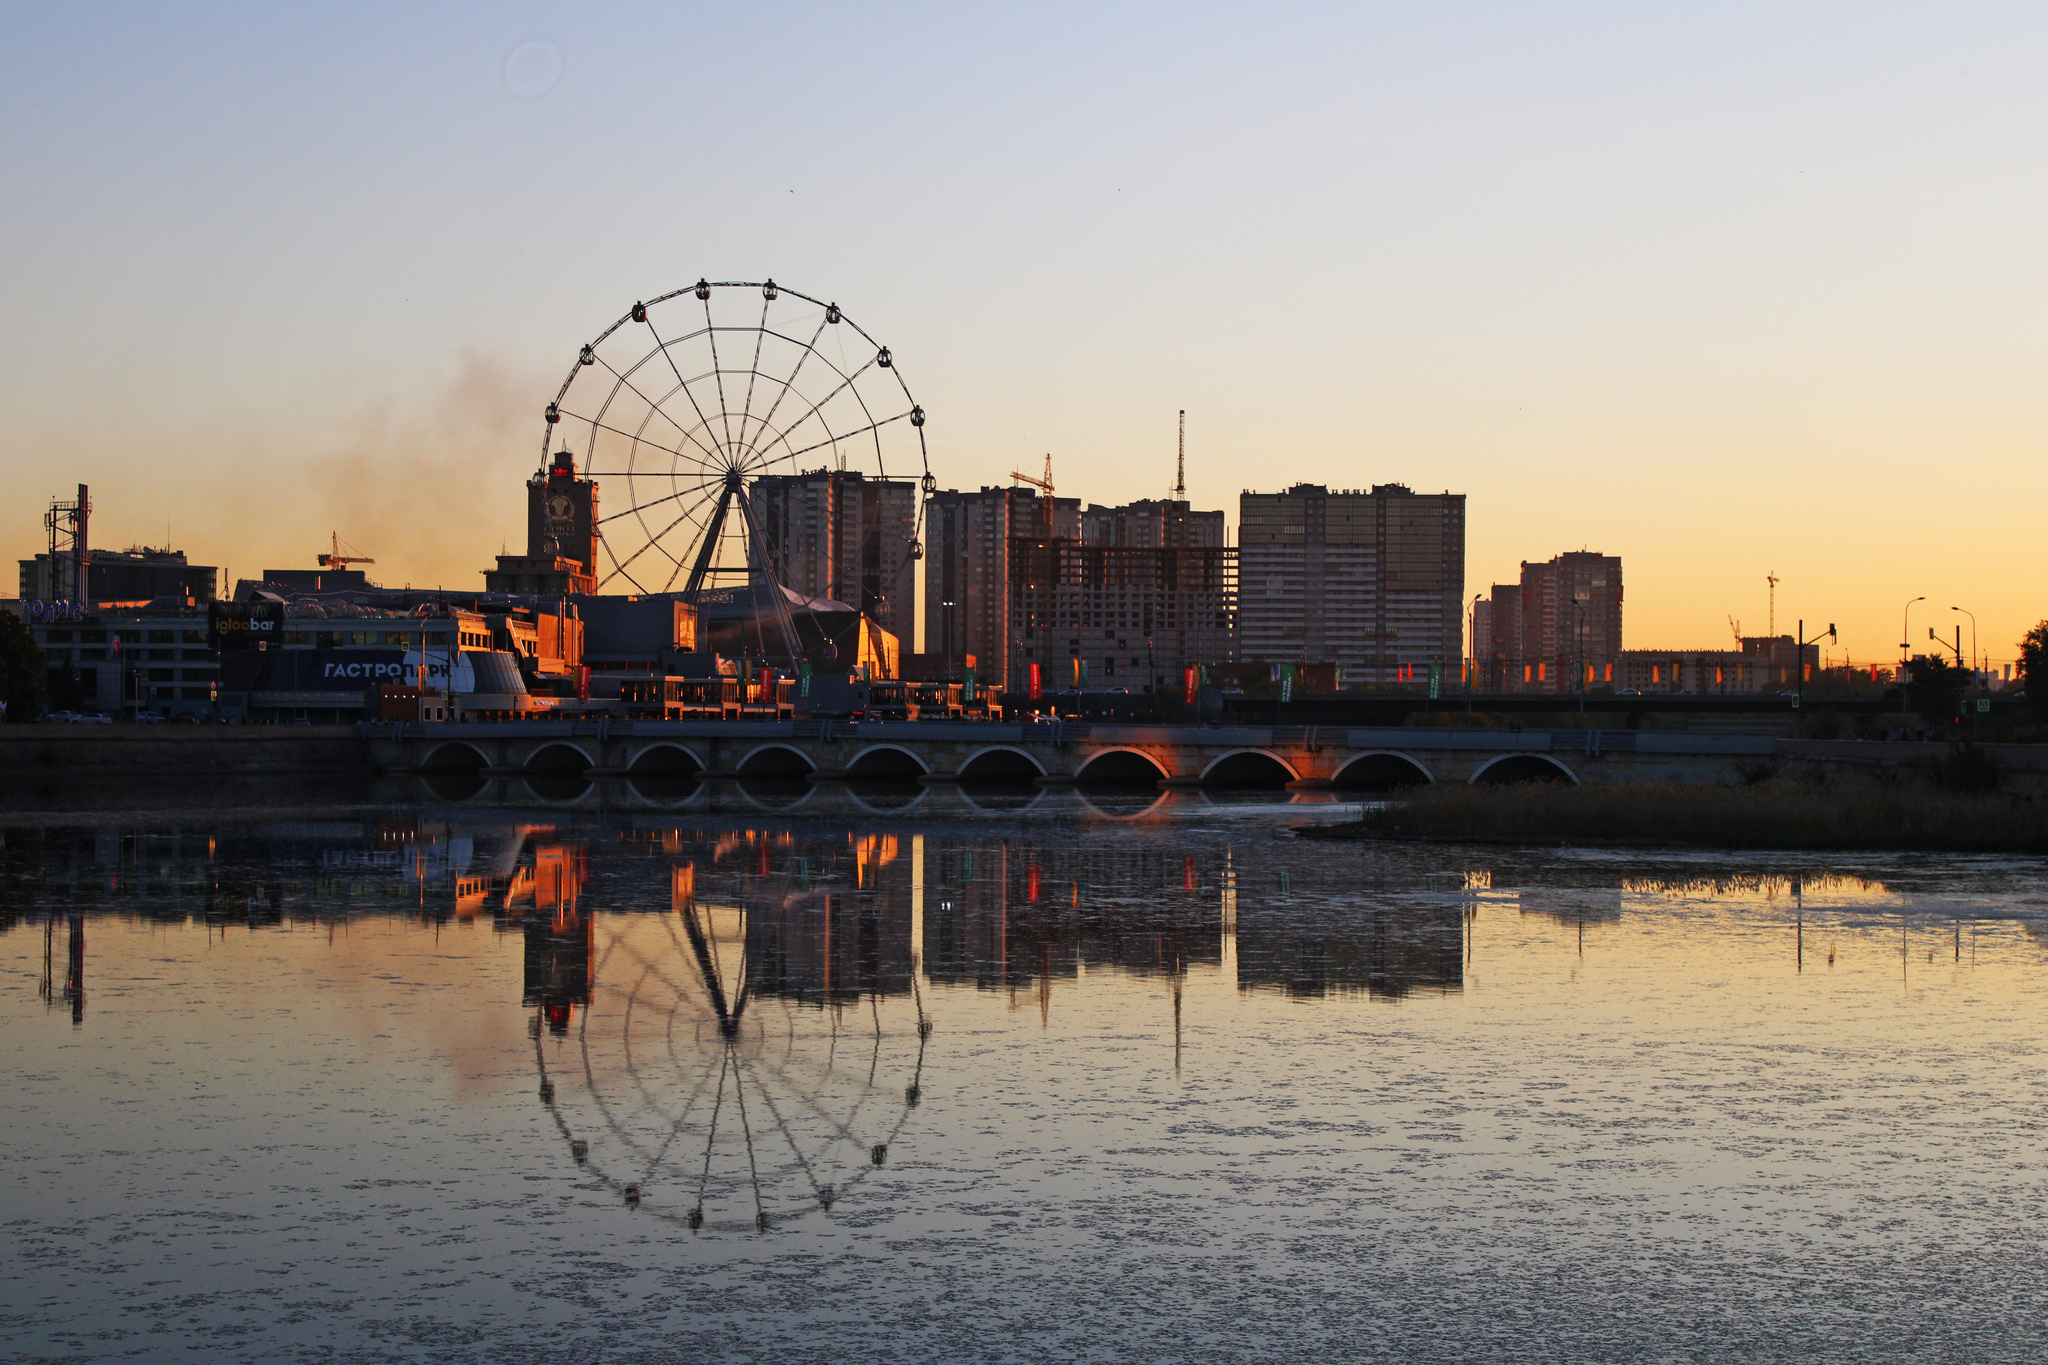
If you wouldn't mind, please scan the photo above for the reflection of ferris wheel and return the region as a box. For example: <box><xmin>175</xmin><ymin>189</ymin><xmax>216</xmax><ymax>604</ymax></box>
<box><xmin>536</xmin><ymin>896</ymin><xmax>930</xmax><ymax>1233</ymax></box>
<box><xmin>541</xmin><ymin>280</ymin><xmax>932</xmax><ymax>626</ymax></box>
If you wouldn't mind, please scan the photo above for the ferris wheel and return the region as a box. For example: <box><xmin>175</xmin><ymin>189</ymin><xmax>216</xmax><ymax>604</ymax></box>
<box><xmin>535</xmin><ymin>888</ymin><xmax>931</xmax><ymax>1233</ymax></box>
<box><xmin>541</xmin><ymin>280</ymin><xmax>932</xmax><ymax>625</ymax></box>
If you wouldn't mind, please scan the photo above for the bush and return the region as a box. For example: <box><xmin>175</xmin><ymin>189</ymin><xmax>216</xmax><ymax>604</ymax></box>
<box><xmin>0</xmin><ymin>613</ymin><xmax>47</xmax><ymax>723</ymax></box>
<box><xmin>1316</xmin><ymin>779</ymin><xmax>2048</xmax><ymax>852</ymax></box>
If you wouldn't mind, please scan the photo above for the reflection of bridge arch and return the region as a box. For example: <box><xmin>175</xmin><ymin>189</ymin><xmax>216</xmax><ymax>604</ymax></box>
<box><xmin>846</xmin><ymin>744</ymin><xmax>930</xmax><ymax>779</ymax></box>
<box><xmin>1471</xmin><ymin>753</ymin><xmax>1578</xmax><ymax>785</ymax></box>
<box><xmin>1197</xmin><ymin>749</ymin><xmax>1299</xmax><ymax>787</ymax></box>
<box><xmin>1074</xmin><ymin>747</ymin><xmax>1170</xmax><ymax>786</ymax></box>
<box><xmin>628</xmin><ymin>742</ymin><xmax>704</xmax><ymax>776</ymax></box>
<box><xmin>957</xmin><ymin>746</ymin><xmax>1046</xmax><ymax>782</ymax></box>
<box><xmin>1334</xmin><ymin>751</ymin><xmax>1434</xmax><ymax>788</ymax></box>
<box><xmin>736</xmin><ymin>744</ymin><xmax>816</xmax><ymax>778</ymax></box>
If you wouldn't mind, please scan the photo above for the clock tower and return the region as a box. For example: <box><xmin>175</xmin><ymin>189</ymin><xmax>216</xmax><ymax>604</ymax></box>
<box><xmin>529</xmin><ymin>450</ymin><xmax>599</xmax><ymax>570</ymax></box>
<box><xmin>483</xmin><ymin>451</ymin><xmax>601</xmax><ymax>596</ymax></box>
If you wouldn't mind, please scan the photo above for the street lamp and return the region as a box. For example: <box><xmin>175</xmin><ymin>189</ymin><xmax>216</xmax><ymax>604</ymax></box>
<box><xmin>1951</xmin><ymin>606</ymin><xmax>1977</xmax><ymax>678</ymax></box>
<box><xmin>1901</xmin><ymin>595</ymin><xmax>1925</xmax><ymax>724</ymax></box>
<box><xmin>1467</xmin><ymin>592</ymin><xmax>1481</xmax><ymax>715</ymax></box>
<box><xmin>1796</xmin><ymin>618</ymin><xmax>1836</xmax><ymax>733</ymax></box>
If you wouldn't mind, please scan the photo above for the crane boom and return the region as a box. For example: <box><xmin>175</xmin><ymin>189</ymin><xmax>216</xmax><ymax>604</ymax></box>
<box><xmin>317</xmin><ymin>531</ymin><xmax>375</xmax><ymax>569</ymax></box>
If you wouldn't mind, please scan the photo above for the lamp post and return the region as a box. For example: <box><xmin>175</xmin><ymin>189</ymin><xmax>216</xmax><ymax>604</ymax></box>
<box><xmin>1573</xmin><ymin>597</ymin><xmax>1588</xmax><ymax>714</ymax></box>
<box><xmin>1901</xmin><ymin>595</ymin><xmax>1925</xmax><ymax>726</ymax></box>
<box><xmin>1796</xmin><ymin>618</ymin><xmax>1836</xmax><ymax>735</ymax></box>
<box><xmin>1467</xmin><ymin>592</ymin><xmax>1481</xmax><ymax>715</ymax></box>
<box><xmin>1951</xmin><ymin>606</ymin><xmax>1978</xmax><ymax>678</ymax></box>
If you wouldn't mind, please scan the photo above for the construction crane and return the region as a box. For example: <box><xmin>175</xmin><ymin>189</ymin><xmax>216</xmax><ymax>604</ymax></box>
<box><xmin>1766</xmin><ymin>572</ymin><xmax>1779</xmax><ymax>637</ymax></box>
<box><xmin>317</xmin><ymin>531</ymin><xmax>375</xmax><ymax>570</ymax></box>
<box><xmin>1174</xmin><ymin>409</ymin><xmax>1186</xmax><ymax>502</ymax></box>
<box><xmin>1728</xmin><ymin>614</ymin><xmax>1743</xmax><ymax>646</ymax></box>
<box><xmin>1011</xmin><ymin>453</ymin><xmax>1054</xmax><ymax>502</ymax></box>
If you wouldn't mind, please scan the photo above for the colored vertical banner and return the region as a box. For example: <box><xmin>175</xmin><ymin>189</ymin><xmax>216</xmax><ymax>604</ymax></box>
<box><xmin>797</xmin><ymin>660</ymin><xmax>812</xmax><ymax>697</ymax></box>
<box><xmin>577</xmin><ymin>664</ymin><xmax>590</xmax><ymax>701</ymax></box>
<box><xmin>758</xmin><ymin>667</ymin><xmax>772</xmax><ymax>699</ymax></box>
<box><xmin>963</xmin><ymin>665</ymin><xmax>976</xmax><ymax>702</ymax></box>
<box><xmin>1075</xmin><ymin>657</ymin><xmax>1088</xmax><ymax>688</ymax></box>
<box><xmin>1279</xmin><ymin>663</ymin><xmax>1295</xmax><ymax>703</ymax></box>
<box><xmin>1028</xmin><ymin>662</ymin><xmax>1041</xmax><ymax>700</ymax></box>
<box><xmin>1183</xmin><ymin>668</ymin><xmax>1197</xmax><ymax>704</ymax></box>
<box><xmin>1428</xmin><ymin>662</ymin><xmax>1441</xmax><ymax>698</ymax></box>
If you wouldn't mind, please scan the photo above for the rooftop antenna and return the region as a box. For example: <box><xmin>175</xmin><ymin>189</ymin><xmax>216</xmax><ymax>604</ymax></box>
<box><xmin>1767</xmin><ymin>572</ymin><xmax>1779</xmax><ymax>637</ymax></box>
<box><xmin>1174</xmin><ymin>409</ymin><xmax>1186</xmax><ymax>502</ymax></box>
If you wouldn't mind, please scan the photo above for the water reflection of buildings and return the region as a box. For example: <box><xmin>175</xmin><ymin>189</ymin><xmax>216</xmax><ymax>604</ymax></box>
<box><xmin>521</xmin><ymin>844</ymin><xmax>591</xmax><ymax>1034</ymax></box>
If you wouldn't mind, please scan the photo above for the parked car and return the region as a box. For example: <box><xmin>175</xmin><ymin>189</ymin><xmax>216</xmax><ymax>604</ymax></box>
<box><xmin>41</xmin><ymin>710</ymin><xmax>80</xmax><ymax>723</ymax></box>
<box><xmin>80</xmin><ymin>712</ymin><xmax>112</xmax><ymax>724</ymax></box>
<box><xmin>130</xmin><ymin>711</ymin><xmax>168</xmax><ymax>724</ymax></box>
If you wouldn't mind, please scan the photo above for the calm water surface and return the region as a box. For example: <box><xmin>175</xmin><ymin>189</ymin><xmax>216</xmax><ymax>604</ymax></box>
<box><xmin>3</xmin><ymin>791</ymin><xmax>2046</xmax><ymax>1363</ymax></box>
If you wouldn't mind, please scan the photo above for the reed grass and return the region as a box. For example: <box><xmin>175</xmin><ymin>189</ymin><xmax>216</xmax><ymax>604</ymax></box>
<box><xmin>1316</xmin><ymin>781</ymin><xmax>2048</xmax><ymax>853</ymax></box>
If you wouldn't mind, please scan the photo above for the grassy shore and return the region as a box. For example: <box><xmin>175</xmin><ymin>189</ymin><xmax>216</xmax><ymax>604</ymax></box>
<box><xmin>1304</xmin><ymin>781</ymin><xmax>2048</xmax><ymax>853</ymax></box>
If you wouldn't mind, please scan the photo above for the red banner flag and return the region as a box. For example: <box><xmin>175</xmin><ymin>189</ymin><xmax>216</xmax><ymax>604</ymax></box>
<box><xmin>1028</xmin><ymin>662</ymin><xmax>1041</xmax><ymax>700</ymax></box>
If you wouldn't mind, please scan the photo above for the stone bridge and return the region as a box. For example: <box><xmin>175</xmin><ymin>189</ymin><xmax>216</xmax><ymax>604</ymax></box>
<box><xmin>368</xmin><ymin>719</ymin><xmax>1779</xmax><ymax>789</ymax></box>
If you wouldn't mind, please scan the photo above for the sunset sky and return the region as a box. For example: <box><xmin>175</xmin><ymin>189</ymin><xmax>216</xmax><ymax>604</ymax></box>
<box><xmin>4</xmin><ymin>4</ymin><xmax>2042</xmax><ymax>661</ymax></box>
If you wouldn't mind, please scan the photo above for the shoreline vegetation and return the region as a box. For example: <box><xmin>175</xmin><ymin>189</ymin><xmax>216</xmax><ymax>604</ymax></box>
<box><xmin>1302</xmin><ymin>781</ymin><xmax>2048</xmax><ymax>854</ymax></box>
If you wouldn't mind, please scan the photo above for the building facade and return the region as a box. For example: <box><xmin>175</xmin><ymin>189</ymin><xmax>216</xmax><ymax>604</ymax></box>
<box><xmin>924</xmin><ymin>486</ymin><xmax>1079</xmax><ymax>688</ymax></box>
<box><xmin>753</xmin><ymin>469</ymin><xmax>919</xmax><ymax>648</ymax></box>
<box><xmin>1237</xmin><ymin>484</ymin><xmax>1465</xmax><ymax>683</ymax></box>
<box><xmin>19</xmin><ymin>547</ymin><xmax>217</xmax><ymax>604</ymax></box>
<box><xmin>1007</xmin><ymin>534</ymin><xmax>1238</xmax><ymax>695</ymax></box>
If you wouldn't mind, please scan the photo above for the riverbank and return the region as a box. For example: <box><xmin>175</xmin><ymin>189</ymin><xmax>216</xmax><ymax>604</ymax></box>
<box><xmin>1301</xmin><ymin>780</ymin><xmax>2048</xmax><ymax>852</ymax></box>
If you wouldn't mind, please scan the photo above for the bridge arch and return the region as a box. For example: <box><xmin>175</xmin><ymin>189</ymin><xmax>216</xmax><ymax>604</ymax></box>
<box><xmin>421</xmin><ymin>741</ymin><xmax>490</xmax><ymax>772</ymax></box>
<box><xmin>1471</xmin><ymin>753</ymin><xmax>1578</xmax><ymax>785</ymax></box>
<box><xmin>846</xmin><ymin>744</ymin><xmax>930</xmax><ymax>779</ymax></box>
<box><xmin>628</xmin><ymin>743</ymin><xmax>704</xmax><ymax>777</ymax></box>
<box><xmin>956</xmin><ymin>746</ymin><xmax>1047</xmax><ymax>783</ymax></box>
<box><xmin>736</xmin><ymin>743</ymin><xmax>816</xmax><ymax>779</ymax></box>
<box><xmin>523</xmin><ymin>742</ymin><xmax>595</xmax><ymax>773</ymax></box>
<box><xmin>1198</xmin><ymin>749</ymin><xmax>1299</xmax><ymax>788</ymax></box>
<box><xmin>1334</xmin><ymin>751</ymin><xmax>1434</xmax><ymax>789</ymax></box>
<box><xmin>1075</xmin><ymin>747</ymin><xmax>1170</xmax><ymax>786</ymax></box>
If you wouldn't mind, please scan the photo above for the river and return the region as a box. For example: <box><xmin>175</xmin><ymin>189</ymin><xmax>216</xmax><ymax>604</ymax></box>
<box><xmin>3</xmin><ymin>791</ymin><xmax>2045</xmax><ymax>1362</ymax></box>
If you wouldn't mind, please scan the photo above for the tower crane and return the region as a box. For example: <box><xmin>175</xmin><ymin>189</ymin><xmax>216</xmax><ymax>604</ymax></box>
<box><xmin>317</xmin><ymin>531</ymin><xmax>375</xmax><ymax>570</ymax></box>
<box><xmin>1174</xmin><ymin>410</ymin><xmax>1186</xmax><ymax>502</ymax></box>
<box><xmin>1010</xmin><ymin>453</ymin><xmax>1054</xmax><ymax>504</ymax></box>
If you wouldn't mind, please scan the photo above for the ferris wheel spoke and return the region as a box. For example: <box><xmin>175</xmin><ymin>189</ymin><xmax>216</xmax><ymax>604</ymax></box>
<box><xmin>601</xmin><ymin>503</ymin><xmax>701</xmax><ymax>590</ymax></box>
<box><xmin>555</xmin><ymin>406</ymin><xmax>707</xmax><ymax>467</ymax></box>
<box><xmin>594</xmin><ymin>475</ymin><xmax>719</xmax><ymax>527</ymax></box>
<box><xmin>645</xmin><ymin>319</ymin><xmax>732</xmax><ymax>468</ymax></box>
<box><xmin>591</xmin><ymin>353</ymin><xmax>714</xmax><ymax>456</ymax></box>
<box><xmin>760</xmin><ymin>408</ymin><xmax>916</xmax><ymax>472</ymax></box>
<box><xmin>731</xmin><ymin>294</ymin><xmax>773</xmax><ymax>460</ymax></box>
<box><xmin>741</xmin><ymin>317</ymin><xmax>827</xmax><ymax>458</ymax></box>
<box><xmin>697</xmin><ymin>295</ymin><xmax>741</xmax><ymax>457</ymax></box>
<box><xmin>741</xmin><ymin>356</ymin><xmax>882</xmax><ymax>470</ymax></box>
<box><xmin>734</xmin><ymin>1054</ymin><xmax>830</xmax><ymax>1204</ymax></box>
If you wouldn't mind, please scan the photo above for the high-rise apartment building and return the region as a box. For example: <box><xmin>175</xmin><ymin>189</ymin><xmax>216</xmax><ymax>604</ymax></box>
<box><xmin>925</xmin><ymin>488</ymin><xmax>1236</xmax><ymax>694</ymax></box>
<box><xmin>924</xmin><ymin>486</ymin><xmax>1079</xmax><ymax>687</ymax></box>
<box><xmin>1010</xmin><ymin>507</ymin><xmax>1237</xmax><ymax>694</ymax></box>
<box><xmin>1080</xmin><ymin>499</ymin><xmax>1225</xmax><ymax>549</ymax></box>
<box><xmin>1237</xmin><ymin>484</ymin><xmax>1465</xmax><ymax>681</ymax></box>
<box><xmin>1470</xmin><ymin>552</ymin><xmax>1623</xmax><ymax>691</ymax></box>
<box><xmin>753</xmin><ymin>469</ymin><xmax>920</xmax><ymax>648</ymax></box>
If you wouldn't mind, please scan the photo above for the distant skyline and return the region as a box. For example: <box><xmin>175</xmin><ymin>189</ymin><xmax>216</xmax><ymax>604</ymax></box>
<box><xmin>4</xmin><ymin>4</ymin><xmax>2043</xmax><ymax>661</ymax></box>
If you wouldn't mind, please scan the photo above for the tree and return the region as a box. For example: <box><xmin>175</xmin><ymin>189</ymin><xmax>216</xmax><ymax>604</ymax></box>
<box><xmin>1904</xmin><ymin>654</ymin><xmax>1970</xmax><ymax>732</ymax></box>
<box><xmin>0</xmin><ymin>612</ymin><xmax>48</xmax><ymax>723</ymax></box>
<box><xmin>2021</xmin><ymin>621</ymin><xmax>2048</xmax><ymax>723</ymax></box>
